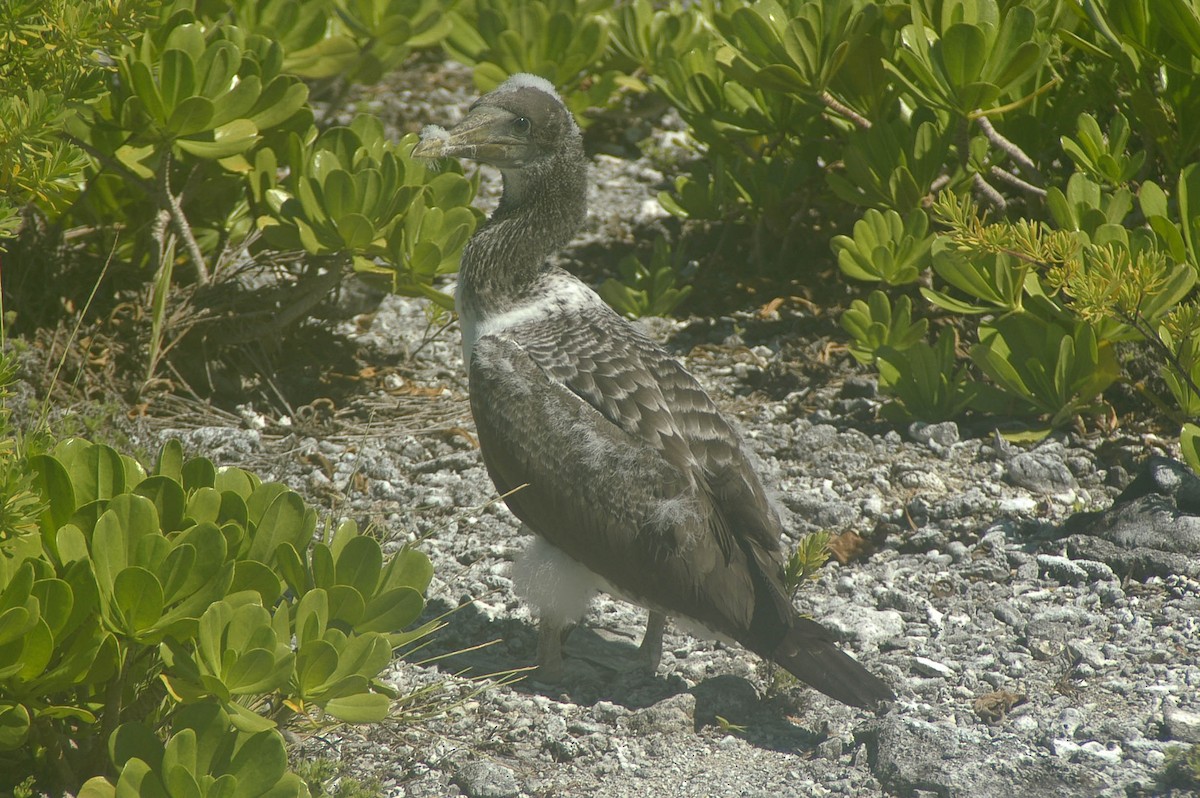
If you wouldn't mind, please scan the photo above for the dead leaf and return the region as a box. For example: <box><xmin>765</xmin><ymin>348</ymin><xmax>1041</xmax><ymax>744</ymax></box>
<box><xmin>973</xmin><ymin>690</ymin><xmax>1026</xmax><ymax>724</ymax></box>
<box><xmin>827</xmin><ymin>530</ymin><xmax>874</xmax><ymax>565</ymax></box>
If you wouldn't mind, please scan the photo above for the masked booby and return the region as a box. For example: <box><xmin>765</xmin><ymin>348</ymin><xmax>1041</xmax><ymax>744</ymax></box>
<box><xmin>413</xmin><ymin>73</ymin><xmax>895</xmax><ymax>709</ymax></box>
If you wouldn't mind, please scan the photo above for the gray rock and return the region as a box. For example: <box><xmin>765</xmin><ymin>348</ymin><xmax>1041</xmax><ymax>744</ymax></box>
<box><xmin>452</xmin><ymin>761</ymin><xmax>520</xmax><ymax>798</ymax></box>
<box><xmin>627</xmin><ymin>692</ymin><xmax>696</xmax><ymax>736</ymax></box>
<box><xmin>1037</xmin><ymin>554</ymin><xmax>1089</xmax><ymax>584</ymax></box>
<box><xmin>1164</xmin><ymin>701</ymin><xmax>1200</xmax><ymax>743</ymax></box>
<box><xmin>912</xmin><ymin>656</ymin><xmax>955</xmax><ymax>678</ymax></box>
<box><xmin>1006</xmin><ymin>451</ymin><xmax>1078</xmax><ymax>493</ymax></box>
<box><xmin>867</xmin><ymin>716</ymin><xmax>1093</xmax><ymax>797</ymax></box>
<box><xmin>821</xmin><ymin>606</ymin><xmax>905</xmax><ymax>648</ymax></box>
<box><xmin>909</xmin><ymin>420</ymin><xmax>961</xmax><ymax>449</ymax></box>
<box><xmin>1060</xmin><ymin>456</ymin><xmax>1200</xmax><ymax>579</ymax></box>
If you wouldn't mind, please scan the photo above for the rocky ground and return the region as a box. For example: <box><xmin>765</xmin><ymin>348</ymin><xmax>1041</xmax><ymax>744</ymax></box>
<box><xmin>132</xmin><ymin>277</ymin><xmax>1200</xmax><ymax>797</ymax></box>
<box><xmin>27</xmin><ymin>62</ymin><xmax>1200</xmax><ymax>798</ymax></box>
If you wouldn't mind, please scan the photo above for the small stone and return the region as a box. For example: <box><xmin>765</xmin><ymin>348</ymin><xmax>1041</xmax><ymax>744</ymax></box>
<box><xmin>992</xmin><ymin>602</ymin><xmax>1027</xmax><ymax>629</ymax></box>
<box><xmin>821</xmin><ymin>606</ymin><xmax>905</xmax><ymax>648</ymax></box>
<box><xmin>1066</xmin><ymin>639</ymin><xmax>1107</xmax><ymax>670</ymax></box>
<box><xmin>1028</xmin><ymin>638</ymin><xmax>1062</xmax><ymax>660</ymax></box>
<box><xmin>998</xmin><ymin>496</ymin><xmax>1037</xmax><ymax>514</ymax></box>
<box><xmin>912</xmin><ymin>656</ymin><xmax>955</xmax><ymax>678</ymax></box>
<box><xmin>453</xmin><ymin>761</ymin><xmax>520</xmax><ymax>798</ymax></box>
<box><xmin>1051</xmin><ymin>738</ymin><xmax>1081</xmax><ymax>759</ymax></box>
<box><xmin>817</xmin><ymin>736</ymin><xmax>845</xmax><ymax>759</ymax></box>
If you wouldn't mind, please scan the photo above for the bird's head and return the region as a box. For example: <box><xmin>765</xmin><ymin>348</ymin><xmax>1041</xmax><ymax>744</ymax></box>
<box><xmin>412</xmin><ymin>73</ymin><xmax>580</xmax><ymax>175</ymax></box>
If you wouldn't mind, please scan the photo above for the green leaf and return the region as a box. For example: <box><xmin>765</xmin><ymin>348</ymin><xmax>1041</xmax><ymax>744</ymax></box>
<box><xmin>297</xmin><ymin>639</ymin><xmax>338</xmax><ymax>694</ymax></box>
<box><xmin>323</xmin><ymin>692</ymin><xmax>390</xmax><ymax>722</ymax></box>
<box><xmin>155</xmin><ymin>441</ymin><xmax>184</xmax><ymax>481</ymax></box>
<box><xmin>166</xmin><ymin>95</ymin><xmax>215</xmax><ymax>137</ymax></box>
<box><xmin>939</xmin><ymin>23</ymin><xmax>987</xmax><ymax>89</ymax></box>
<box><xmin>176</xmin><ymin>119</ymin><xmax>259</xmax><ymax>159</ymax></box>
<box><xmin>227</xmin><ymin>729</ymin><xmax>288</xmax><ymax>796</ymax></box>
<box><xmin>134</xmin><ymin>476</ymin><xmax>186</xmax><ymax>532</ymax></box>
<box><xmin>32</xmin><ymin>578</ymin><xmax>72</xmax><ymax>636</ymax></box>
<box><xmin>1159</xmin><ymin>0</ymin><xmax>1200</xmax><ymax>57</ymax></box>
<box><xmin>29</xmin><ymin>453</ymin><xmax>75</xmax><ymax>536</ymax></box>
<box><xmin>325</xmin><ymin>584</ymin><xmax>365</xmax><ymax>627</ymax></box>
<box><xmin>1182</xmin><ymin>423</ymin><xmax>1200</xmax><ymax>476</ymax></box>
<box><xmin>230</xmin><ymin>560</ymin><xmax>282</xmax><ymax>606</ymax></box>
<box><xmin>334</xmin><ymin>535</ymin><xmax>383</xmax><ymax>596</ymax></box>
<box><xmin>0</xmin><ymin>703</ymin><xmax>31</xmax><ymax>751</ymax></box>
<box><xmin>113</xmin><ymin>567</ymin><xmax>165</xmax><ymax>635</ymax></box>
<box><xmin>358</xmin><ymin>586</ymin><xmax>423</xmax><ymax>634</ymax></box>
<box><xmin>381</xmin><ymin>548</ymin><xmax>433</xmax><ymax>593</ymax></box>
<box><xmin>183</xmin><ymin>457</ymin><xmax>218</xmax><ymax>491</ymax></box>
<box><xmin>111</xmin><ymin>721</ymin><xmax>165</xmax><ymax>771</ymax></box>
<box><xmin>63</xmin><ymin>442</ymin><xmax>126</xmax><ymax>504</ymax></box>
<box><xmin>78</xmin><ymin>778</ymin><xmax>117</xmax><ymax>798</ymax></box>
<box><xmin>248</xmin><ymin>490</ymin><xmax>311</xmax><ymax>565</ymax></box>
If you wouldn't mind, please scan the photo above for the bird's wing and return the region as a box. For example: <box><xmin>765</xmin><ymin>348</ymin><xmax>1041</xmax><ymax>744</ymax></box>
<box><xmin>518</xmin><ymin>308</ymin><xmax>784</xmax><ymax>556</ymax></box>
<box><xmin>469</xmin><ymin>335</ymin><xmax>758</xmax><ymax>630</ymax></box>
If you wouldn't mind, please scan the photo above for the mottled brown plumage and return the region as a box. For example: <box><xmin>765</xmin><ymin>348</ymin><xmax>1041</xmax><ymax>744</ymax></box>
<box><xmin>413</xmin><ymin>74</ymin><xmax>895</xmax><ymax>709</ymax></box>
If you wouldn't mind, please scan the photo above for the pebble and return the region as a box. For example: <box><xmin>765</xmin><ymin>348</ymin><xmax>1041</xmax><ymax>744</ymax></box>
<box><xmin>912</xmin><ymin>656</ymin><xmax>955</xmax><ymax>678</ymax></box>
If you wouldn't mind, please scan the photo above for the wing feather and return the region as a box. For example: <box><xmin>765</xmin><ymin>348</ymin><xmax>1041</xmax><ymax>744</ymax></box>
<box><xmin>469</xmin><ymin>335</ymin><xmax>756</xmax><ymax>631</ymax></box>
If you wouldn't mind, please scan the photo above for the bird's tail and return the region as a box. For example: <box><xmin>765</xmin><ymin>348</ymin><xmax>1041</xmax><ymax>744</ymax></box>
<box><xmin>769</xmin><ymin>617</ymin><xmax>896</xmax><ymax>709</ymax></box>
<box><xmin>740</xmin><ymin>547</ymin><xmax>894</xmax><ymax>709</ymax></box>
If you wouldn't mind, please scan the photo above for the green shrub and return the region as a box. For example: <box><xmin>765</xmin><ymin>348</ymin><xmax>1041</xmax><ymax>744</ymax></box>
<box><xmin>1162</xmin><ymin>743</ymin><xmax>1200</xmax><ymax>791</ymax></box>
<box><xmin>597</xmin><ymin>237</ymin><xmax>692</xmax><ymax>319</ymax></box>
<box><xmin>609</xmin><ymin>0</ymin><xmax>1200</xmax><ymax>443</ymax></box>
<box><xmin>444</xmin><ymin>0</ymin><xmax>620</xmax><ymax>117</ymax></box>
<box><xmin>0</xmin><ymin>436</ymin><xmax>433</xmax><ymax>795</ymax></box>
<box><xmin>3</xmin><ymin>0</ymin><xmax>476</xmax><ymax>385</ymax></box>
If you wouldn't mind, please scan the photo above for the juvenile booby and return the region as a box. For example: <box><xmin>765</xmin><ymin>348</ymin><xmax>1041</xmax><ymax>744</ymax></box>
<box><xmin>413</xmin><ymin>74</ymin><xmax>895</xmax><ymax>709</ymax></box>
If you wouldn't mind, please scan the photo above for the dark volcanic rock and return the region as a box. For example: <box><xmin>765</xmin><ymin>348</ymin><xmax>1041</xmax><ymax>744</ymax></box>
<box><xmin>1061</xmin><ymin>455</ymin><xmax>1200</xmax><ymax>579</ymax></box>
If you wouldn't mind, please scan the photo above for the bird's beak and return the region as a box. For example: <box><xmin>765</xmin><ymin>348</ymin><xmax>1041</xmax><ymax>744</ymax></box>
<box><xmin>412</xmin><ymin>105</ymin><xmax>524</xmax><ymax>166</ymax></box>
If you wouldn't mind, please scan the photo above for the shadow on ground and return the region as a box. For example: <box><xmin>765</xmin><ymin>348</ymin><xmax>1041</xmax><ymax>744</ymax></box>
<box><xmin>403</xmin><ymin>597</ymin><xmax>832</xmax><ymax>755</ymax></box>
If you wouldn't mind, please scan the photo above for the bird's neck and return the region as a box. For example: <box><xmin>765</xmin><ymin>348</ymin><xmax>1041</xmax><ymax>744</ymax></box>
<box><xmin>458</xmin><ymin>156</ymin><xmax>587</xmax><ymax>318</ymax></box>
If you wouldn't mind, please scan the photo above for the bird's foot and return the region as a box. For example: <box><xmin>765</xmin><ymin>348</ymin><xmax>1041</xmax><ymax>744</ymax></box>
<box><xmin>533</xmin><ymin>620</ymin><xmax>574</xmax><ymax>683</ymax></box>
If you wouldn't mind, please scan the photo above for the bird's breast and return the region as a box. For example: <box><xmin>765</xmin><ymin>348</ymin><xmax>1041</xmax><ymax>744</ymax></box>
<box><xmin>457</xmin><ymin>273</ymin><xmax>604</xmax><ymax>367</ymax></box>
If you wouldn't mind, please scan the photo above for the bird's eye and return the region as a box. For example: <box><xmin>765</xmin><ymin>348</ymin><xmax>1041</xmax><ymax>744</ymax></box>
<box><xmin>512</xmin><ymin>116</ymin><xmax>532</xmax><ymax>135</ymax></box>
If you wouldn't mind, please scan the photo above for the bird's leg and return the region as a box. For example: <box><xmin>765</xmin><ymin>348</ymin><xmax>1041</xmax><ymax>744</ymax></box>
<box><xmin>535</xmin><ymin>617</ymin><xmax>568</xmax><ymax>682</ymax></box>
<box><xmin>639</xmin><ymin>610</ymin><xmax>667</xmax><ymax>673</ymax></box>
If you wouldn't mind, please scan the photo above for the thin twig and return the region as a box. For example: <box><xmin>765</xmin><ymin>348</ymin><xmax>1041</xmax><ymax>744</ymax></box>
<box><xmin>819</xmin><ymin>91</ymin><xmax>871</xmax><ymax>129</ymax></box>
<box><xmin>159</xmin><ymin>149</ymin><xmax>210</xmax><ymax>285</ymax></box>
<box><xmin>975</xmin><ymin>114</ymin><xmax>1045</xmax><ymax>186</ymax></box>
<box><xmin>989</xmin><ymin>165</ymin><xmax>1048</xmax><ymax>198</ymax></box>
<box><xmin>1122</xmin><ymin>310</ymin><xmax>1200</xmax><ymax>405</ymax></box>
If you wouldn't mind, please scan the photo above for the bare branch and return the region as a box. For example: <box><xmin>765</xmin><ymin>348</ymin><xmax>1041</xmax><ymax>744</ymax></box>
<box><xmin>975</xmin><ymin>115</ymin><xmax>1045</xmax><ymax>186</ymax></box>
<box><xmin>159</xmin><ymin>150</ymin><xmax>210</xmax><ymax>285</ymax></box>
<box><xmin>989</xmin><ymin>165</ymin><xmax>1047</xmax><ymax>198</ymax></box>
<box><xmin>819</xmin><ymin>91</ymin><xmax>871</xmax><ymax>129</ymax></box>
<box><xmin>972</xmin><ymin>173</ymin><xmax>1007</xmax><ymax>213</ymax></box>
